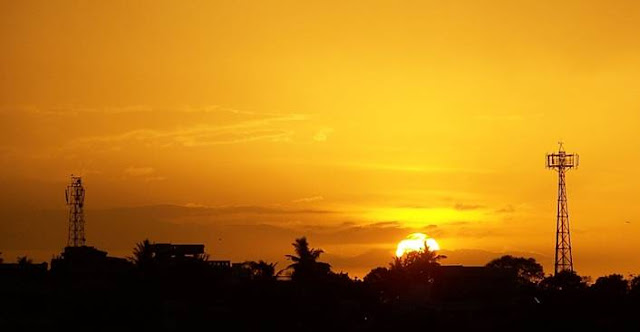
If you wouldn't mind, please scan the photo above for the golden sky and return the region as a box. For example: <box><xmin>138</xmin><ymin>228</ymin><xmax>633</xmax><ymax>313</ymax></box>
<box><xmin>1</xmin><ymin>0</ymin><xmax>640</xmax><ymax>278</ymax></box>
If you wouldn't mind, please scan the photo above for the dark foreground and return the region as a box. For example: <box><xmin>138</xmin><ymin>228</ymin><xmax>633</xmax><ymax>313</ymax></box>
<box><xmin>1</xmin><ymin>243</ymin><xmax>640</xmax><ymax>331</ymax></box>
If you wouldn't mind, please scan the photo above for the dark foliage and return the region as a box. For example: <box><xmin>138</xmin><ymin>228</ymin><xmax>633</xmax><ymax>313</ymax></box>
<box><xmin>486</xmin><ymin>255</ymin><xmax>544</xmax><ymax>285</ymax></box>
<box><xmin>1</xmin><ymin>239</ymin><xmax>640</xmax><ymax>331</ymax></box>
<box><xmin>235</xmin><ymin>260</ymin><xmax>279</xmax><ymax>281</ymax></box>
<box><xmin>591</xmin><ymin>274</ymin><xmax>628</xmax><ymax>298</ymax></box>
<box><xmin>16</xmin><ymin>256</ymin><xmax>33</xmax><ymax>265</ymax></box>
<box><xmin>540</xmin><ymin>270</ymin><xmax>588</xmax><ymax>292</ymax></box>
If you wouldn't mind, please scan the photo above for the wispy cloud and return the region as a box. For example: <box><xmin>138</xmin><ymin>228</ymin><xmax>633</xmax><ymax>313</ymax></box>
<box><xmin>292</xmin><ymin>196</ymin><xmax>324</xmax><ymax>203</ymax></box>
<box><xmin>313</xmin><ymin>127</ymin><xmax>333</xmax><ymax>142</ymax></box>
<box><xmin>123</xmin><ymin>166</ymin><xmax>166</xmax><ymax>182</ymax></box>
<box><xmin>65</xmin><ymin>107</ymin><xmax>308</xmax><ymax>150</ymax></box>
<box><xmin>336</xmin><ymin>162</ymin><xmax>494</xmax><ymax>174</ymax></box>
<box><xmin>167</xmin><ymin>204</ymin><xmax>337</xmax><ymax>216</ymax></box>
<box><xmin>495</xmin><ymin>205</ymin><xmax>516</xmax><ymax>214</ymax></box>
<box><xmin>124</xmin><ymin>167</ymin><xmax>156</xmax><ymax>177</ymax></box>
<box><xmin>453</xmin><ymin>203</ymin><xmax>485</xmax><ymax>211</ymax></box>
<box><xmin>0</xmin><ymin>105</ymin><xmax>154</xmax><ymax>115</ymax></box>
<box><xmin>474</xmin><ymin>113</ymin><xmax>544</xmax><ymax>122</ymax></box>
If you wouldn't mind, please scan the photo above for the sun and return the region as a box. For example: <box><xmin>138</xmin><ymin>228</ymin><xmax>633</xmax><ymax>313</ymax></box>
<box><xmin>395</xmin><ymin>233</ymin><xmax>440</xmax><ymax>257</ymax></box>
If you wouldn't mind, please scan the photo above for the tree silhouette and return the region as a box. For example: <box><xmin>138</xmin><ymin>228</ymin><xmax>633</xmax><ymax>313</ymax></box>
<box><xmin>365</xmin><ymin>244</ymin><xmax>445</xmax><ymax>301</ymax></box>
<box><xmin>630</xmin><ymin>275</ymin><xmax>640</xmax><ymax>300</ymax></box>
<box><xmin>486</xmin><ymin>255</ymin><xmax>544</xmax><ymax>285</ymax></box>
<box><xmin>16</xmin><ymin>256</ymin><xmax>33</xmax><ymax>265</ymax></box>
<box><xmin>390</xmin><ymin>244</ymin><xmax>446</xmax><ymax>279</ymax></box>
<box><xmin>363</xmin><ymin>266</ymin><xmax>393</xmax><ymax>300</ymax></box>
<box><xmin>364</xmin><ymin>266</ymin><xmax>390</xmax><ymax>285</ymax></box>
<box><xmin>0</xmin><ymin>251</ymin><xmax>3</xmax><ymax>264</ymax></box>
<box><xmin>540</xmin><ymin>270</ymin><xmax>588</xmax><ymax>292</ymax></box>
<box><xmin>397</xmin><ymin>245</ymin><xmax>445</xmax><ymax>267</ymax></box>
<box><xmin>591</xmin><ymin>274</ymin><xmax>628</xmax><ymax>298</ymax></box>
<box><xmin>389</xmin><ymin>256</ymin><xmax>404</xmax><ymax>271</ymax></box>
<box><xmin>394</xmin><ymin>245</ymin><xmax>445</xmax><ymax>296</ymax></box>
<box><xmin>285</xmin><ymin>237</ymin><xmax>331</xmax><ymax>282</ymax></box>
<box><xmin>240</xmin><ymin>260</ymin><xmax>279</xmax><ymax>281</ymax></box>
<box><xmin>129</xmin><ymin>239</ymin><xmax>155</xmax><ymax>268</ymax></box>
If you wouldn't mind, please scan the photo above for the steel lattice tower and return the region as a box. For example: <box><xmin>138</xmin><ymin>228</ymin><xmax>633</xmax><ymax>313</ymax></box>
<box><xmin>546</xmin><ymin>143</ymin><xmax>579</xmax><ymax>275</ymax></box>
<box><xmin>65</xmin><ymin>175</ymin><xmax>86</xmax><ymax>247</ymax></box>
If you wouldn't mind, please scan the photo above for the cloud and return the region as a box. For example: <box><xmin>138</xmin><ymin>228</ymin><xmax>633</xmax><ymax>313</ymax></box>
<box><xmin>495</xmin><ymin>205</ymin><xmax>516</xmax><ymax>213</ymax></box>
<box><xmin>323</xmin><ymin>249</ymin><xmax>394</xmax><ymax>276</ymax></box>
<box><xmin>0</xmin><ymin>105</ymin><xmax>320</xmax><ymax>170</ymax></box>
<box><xmin>313</xmin><ymin>127</ymin><xmax>333</xmax><ymax>142</ymax></box>
<box><xmin>285</xmin><ymin>221</ymin><xmax>441</xmax><ymax>246</ymax></box>
<box><xmin>453</xmin><ymin>203</ymin><xmax>485</xmax><ymax>211</ymax></box>
<box><xmin>122</xmin><ymin>167</ymin><xmax>166</xmax><ymax>182</ymax></box>
<box><xmin>65</xmin><ymin>107</ymin><xmax>307</xmax><ymax>150</ymax></box>
<box><xmin>473</xmin><ymin>113</ymin><xmax>544</xmax><ymax>122</ymax></box>
<box><xmin>292</xmin><ymin>196</ymin><xmax>324</xmax><ymax>203</ymax></box>
<box><xmin>142</xmin><ymin>176</ymin><xmax>167</xmax><ymax>182</ymax></box>
<box><xmin>0</xmin><ymin>203</ymin><xmax>552</xmax><ymax>278</ymax></box>
<box><xmin>72</xmin><ymin>127</ymin><xmax>294</xmax><ymax>149</ymax></box>
<box><xmin>124</xmin><ymin>167</ymin><xmax>156</xmax><ymax>177</ymax></box>
<box><xmin>0</xmin><ymin>105</ymin><xmax>155</xmax><ymax>116</ymax></box>
<box><xmin>337</xmin><ymin>162</ymin><xmax>494</xmax><ymax>174</ymax></box>
<box><xmin>445</xmin><ymin>221</ymin><xmax>470</xmax><ymax>226</ymax></box>
<box><xmin>116</xmin><ymin>204</ymin><xmax>338</xmax><ymax>218</ymax></box>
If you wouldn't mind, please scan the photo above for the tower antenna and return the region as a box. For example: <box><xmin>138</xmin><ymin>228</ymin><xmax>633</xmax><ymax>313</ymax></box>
<box><xmin>65</xmin><ymin>175</ymin><xmax>86</xmax><ymax>247</ymax></box>
<box><xmin>546</xmin><ymin>142</ymin><xmax>579</xmax><ymax>274</ymax></box>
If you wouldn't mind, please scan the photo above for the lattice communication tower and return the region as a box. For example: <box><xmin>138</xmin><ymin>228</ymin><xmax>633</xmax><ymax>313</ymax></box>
<box><xmin>65</xmin><ymin>175</ymin><xmax>86</xmax><ymax>247</ymax></box>
<box><xmin>546</xmin><ymin>143</ymin><xmax>579</xmax><ymax>275</ymax></box>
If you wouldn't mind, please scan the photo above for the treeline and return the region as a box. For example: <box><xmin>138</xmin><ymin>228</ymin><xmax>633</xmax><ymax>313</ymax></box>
<box><xmin>1</xmin><ymin>238</ymin><xmax>640</xmax><ymax>331</ymax></box>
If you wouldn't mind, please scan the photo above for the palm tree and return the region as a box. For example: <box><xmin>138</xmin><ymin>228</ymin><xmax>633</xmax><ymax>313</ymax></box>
<box><xmin>285</xmin><ymin>237</ymin><xmax>331</xmax><ymax>282</ymax></box>
<box><xmin>243</xmin><ymin>260</ymin><xmax>278</xmax><ymax>281</ymax></box>
<box><xmin>130</xmin><ymin>239</ymin><xmax>155</xmax><ymax>268</ymax></box>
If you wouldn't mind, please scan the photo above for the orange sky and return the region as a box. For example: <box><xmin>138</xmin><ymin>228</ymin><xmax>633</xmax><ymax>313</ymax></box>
<box><xmin>1</xmin><ymin>0</ymin><xmax>640</xmax><ymax>278</ymax></box>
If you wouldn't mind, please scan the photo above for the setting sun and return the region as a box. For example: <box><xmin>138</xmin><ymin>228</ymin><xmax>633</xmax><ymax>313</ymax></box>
<box><xmin>395</xmin><ymin>233</ymin><xmax>440</xmax><ymax>257</ymax></box>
